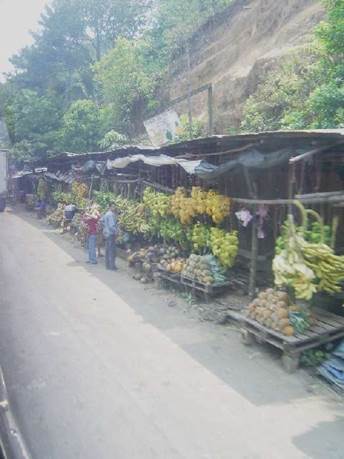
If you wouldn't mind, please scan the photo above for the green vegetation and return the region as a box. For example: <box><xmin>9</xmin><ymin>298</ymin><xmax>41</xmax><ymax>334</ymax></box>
<box><xmin>0</xmin><ymin>0</ymin><xmax>233</xmax><ymax>160</ymax></box>
<box><xmin>242</xmin><ymin>0</ymin><xmax>344</xmax><ymax>132</ymax></box>
<box><xmin>0</xmin><ymin>0</ymin><xmax>342</xmax><ymax>161</ymax></box>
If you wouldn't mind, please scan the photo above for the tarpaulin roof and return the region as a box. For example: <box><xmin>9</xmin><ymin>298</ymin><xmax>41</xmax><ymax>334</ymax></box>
<box><xmin>105</xmin><ymin>148</ymin><xmax>303</xmax><ymax>180</ymax></box>
<box><xmin>11</xmin><ymin>171</ymin><xmax>33</xmax><ymax>179</ymax></box>
<box><xmin>31</xmin><ymin>129</ymin><xmax>344</xmax><ymax>175</ymax></box>
<box><xmin>106</xmin><ymin>154</ymin><xmax>203</xmax><ymax>175</ymax></box>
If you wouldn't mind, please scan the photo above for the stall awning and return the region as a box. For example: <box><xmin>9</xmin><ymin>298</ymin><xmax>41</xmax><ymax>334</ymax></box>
<box><xmin>106</xmin><ymin>154</ymin><xmax>203</xmax><ymax>175</ymax></box>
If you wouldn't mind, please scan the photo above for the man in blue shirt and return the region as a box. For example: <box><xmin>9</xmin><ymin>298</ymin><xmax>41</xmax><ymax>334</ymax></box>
<box><xmin>100</xmin><ymin>203</ymin><xmax>118</xmax><ymax>271</ymax></box>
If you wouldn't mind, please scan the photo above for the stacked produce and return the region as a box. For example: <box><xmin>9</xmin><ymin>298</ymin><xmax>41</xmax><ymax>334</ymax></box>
<box><xmin>171</xmin><ymin>187</ymin><xmax>194</xmax><ymax>224</ymax></box>
<box><xmin>171</xmin><ymin>187</ymin><xmax>231</xmax><ymax>225</ymax></box>
<box><xmin>47</xmin><ymin>204</ymin><xmax>64</xmax><ymax>226</ymax></box>
<box><xmin>302</xmin><ymin>243</ymin><xmax>344</xmax><ymax>294</ymax></box>
<box><xmin>205</xmin><ymin>190</ymin><xmax>231</xmax><ymax>224</ymax></box>
<box><xmin>182</xmin><ymin>254</ymin><xmax>227</xmax><ymax>285</ymax></box>
<box><xmin>158</xmin><ymin>245</ymin><xmax>186</xmax><ymax>274</ymax></box>
<box><xmin>191</xmin><ymin>223</ymin><xmax>211</xmax><ymax>253</ymax></box>
<box><xmin>273</xmin><ymin>218</ymin><xmax>317</xmax><ymax>300</ymax></box>
<box><xmin>143</xmin><ymin>188</ymin><xmax>171</xmax><ymax>217</ymax></box>
<box><xmin>247</xmin><ymin>289</ymin><xmax>296</xmax><ymax>336</ymax></box>
<box><xmin>117</xmin><ymin>201</ymin><xmax>150</xmax><ymax>235</ymax></box>
<box><xmin>210</xmin><ymin>228</ymin><xmax>239</xmax><ymax>268</ymax></box>
<box><xmin>128</xmin><ymin>245</ymin><xmax>185</xmax><ymax>282</ymax></box>
<box><xmin>71</xmin><ymin>182</ymin><xmax>88</xmax><ymax>208</ymax></box>
<box><xmin>52</xmin><ymin>192</ymin><xmax>72</xmax><ymax>204</ymax></box>
<box><xmin>191</xmin><ymin>187</ymin><xmax>207</xmax><ymax>214</ymax></box>
<box><xmin>273</xmin><ymin>205</ymin><xmax>344</xmax><ymax>299</ymax></box>
<box><xmin>159</xmin><ymin>217</ymin><xmax>188</xmax><ymax>247</ymax></box>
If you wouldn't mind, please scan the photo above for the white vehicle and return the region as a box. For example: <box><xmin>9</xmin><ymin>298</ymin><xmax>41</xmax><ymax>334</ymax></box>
<box><xmin>0</xmin><ymin>149</ymin><xmax>8</xmax><ymax>212</ymax></box>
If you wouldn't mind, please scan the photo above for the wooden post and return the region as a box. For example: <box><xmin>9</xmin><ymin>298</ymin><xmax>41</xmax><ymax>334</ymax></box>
<box><xmin>208</xmin><ymin>84</ymin><xmax>214</xmax><ymax>136</ymax></box>
<box><xmin>288</xmin><ymin>162</ymin><xmax>296</xmax><ymax>215</ymax></box>
<box><xmin>249</xmin><ymin>205</ymin><xmax>258</xmax><ymax>299</ymax></box>
<box><xmin>186</xmin><ymin>42</ymin><xmax>193</xmax><ymax>137</ymax></box>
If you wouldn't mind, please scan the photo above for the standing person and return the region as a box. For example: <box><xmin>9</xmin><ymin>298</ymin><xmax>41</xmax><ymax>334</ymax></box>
<box><xmin>96</xmin><ymin>218</ymin><xmax>104</xmax><ymax>258</ymax></box>
<box><xmin>84</xmin><ymin>205</ymin><xmax>100</xmax><ymax>265</ymax></box>
<box><xmin>37</xmin><ymin>176</ymin><xmax>48</xmax><ymax>219</ymax></box>
<box><xmin>101</xmin><ymin>203</ymin><xmax>118</xmax><ymax>271</ymax></box>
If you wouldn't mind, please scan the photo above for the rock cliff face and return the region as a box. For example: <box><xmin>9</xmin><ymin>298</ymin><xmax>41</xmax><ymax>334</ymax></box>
<box><xmin>165</xmin><ymin>0</ymin><xmax>324</xmax><ymax>133</ymax></box>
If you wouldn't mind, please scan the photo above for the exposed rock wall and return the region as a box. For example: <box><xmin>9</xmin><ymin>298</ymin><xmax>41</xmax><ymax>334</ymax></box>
<box><xmin>165</xmin><ymin>0</ymin><xmax>324</xmax><ymax>133</ymax></box>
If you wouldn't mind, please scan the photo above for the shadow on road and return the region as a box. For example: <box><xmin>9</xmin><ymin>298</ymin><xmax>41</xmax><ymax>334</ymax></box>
<box><xmin>293</xmin><ymin>416</ymin><xmax>344</xmax><ymax>459</ymax></box>
<box><xmin>14</xmin><ymin>208</ymin><xmax>340</xmax><ymax>413</ymax></box>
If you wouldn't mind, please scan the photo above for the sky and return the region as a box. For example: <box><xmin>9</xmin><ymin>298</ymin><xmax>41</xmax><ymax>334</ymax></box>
<box><xmin>0</xmin><ymin>0</ymin><xmax>49</xmax><ymax>80</ymax></box>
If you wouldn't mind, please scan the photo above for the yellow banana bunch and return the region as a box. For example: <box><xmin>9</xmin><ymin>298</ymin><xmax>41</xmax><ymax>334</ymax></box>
<box><xmin>205</xmin><ymin>191</ymin><xmax>231</xmax><ymax>224</ymax></box>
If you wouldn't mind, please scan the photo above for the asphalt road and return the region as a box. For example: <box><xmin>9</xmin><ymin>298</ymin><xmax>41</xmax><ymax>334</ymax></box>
<box><xmin>0</xmin><ymin>209</ymin><xmax>343</xmax><ymax>459</ymax></box>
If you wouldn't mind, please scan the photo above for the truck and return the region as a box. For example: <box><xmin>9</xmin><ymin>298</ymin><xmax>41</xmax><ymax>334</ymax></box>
<box><xmin>0</xmin><ymin>149</ymin><xmax>8</xmax><ymax>212</ymax></box>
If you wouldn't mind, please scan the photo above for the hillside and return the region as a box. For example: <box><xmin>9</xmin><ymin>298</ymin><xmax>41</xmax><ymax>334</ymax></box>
<box><xmin>165</xmin><ymin>0</ymin><xmax>324</xmax><ymax>133</ymax></box>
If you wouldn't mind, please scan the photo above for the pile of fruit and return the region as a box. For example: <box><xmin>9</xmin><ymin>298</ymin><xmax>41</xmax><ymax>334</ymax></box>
<box><xmin>128</xmin><ymin>245</ymin><xmax>184</xmax><ymax>282</ymax></box>
<box><xmin>47</xmin><ymin>204</ymin><xmax>64</xmax><ymax>226</ymax></box>
<box><xmin>247</xmin><ymin>289</ymin><xmax>296</xmax><ymax>336</ymax></box>
<box><xmin>205</xmin><ymin>190</ymin><xmax>231</xmax><ymax>224</ymax></box>
<box><xmin>182</xmin><ymin>254</ymin><xmax>227</xmax><ymax>285</ymax></box>
<box><xmin>117</xmin><ymin>200</ymin><xmax>150</xmax><ymax>236</ymax></box>
<box><xmin>143</xmin><ymin>188</ymin><xmax>171</xmax><ymax>218</ymax></box>
<box><xmin>273</xmin><ymin>205</ymin><xmax>344</xmax><ymax>299</ymax></box>
<box><xmin>159</xmin><ymin>218</ymin><xmax>188</xmax><ymax>247</ymax></box>
<box><xmin>302</xmin><ymin>242</ymin><xmax>344</xmax><ymax>294</ymax></box>
<box><xmin>191</xmin><ymin>223</ymin><xmax>211</xmax><ymax>253</ymax></box>
<box><xmin>210</xmin><ymin>228</ymin><xmax>239</xmax><ymax>268</ymax></box>
<box><xmin>158</xmin><ymin>247</ymin><xmax>186</xmax><ymax>274</ymax></box>
<box><xmin>171</xmin><ymin>187</ymin><xmax>194</xmax><ymax>224</ymax></box>
<box><xmin>171</xmin><ymin>187</ymin><xmax>231</xmax><ymax>225</ymax></box>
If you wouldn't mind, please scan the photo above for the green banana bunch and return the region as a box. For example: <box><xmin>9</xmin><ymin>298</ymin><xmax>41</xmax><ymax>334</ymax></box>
<box><xmin>210</xmin><ymin>228</ymin><xmax>238</xmax><ymax>268</ymax></box>
<box><xmin>191</xmin><ymin>223</ymin><xmax>211</xmax><ymax>253</ymax></box>
<box><xmin>302</xmin><ymin>243</ymin><xmax>344</xmax><ymax>294</ymax></box>
<box><xmin>143</xmin><ymin>188</ymin><xmax>171</xmax><ymax>218</ymax></box>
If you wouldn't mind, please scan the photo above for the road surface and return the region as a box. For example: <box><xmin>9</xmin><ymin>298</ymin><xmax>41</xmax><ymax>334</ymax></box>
<box><xmin>0</xmin><ymin>209</ymin><xmax>343</xmax><ymax>459</ymax></box>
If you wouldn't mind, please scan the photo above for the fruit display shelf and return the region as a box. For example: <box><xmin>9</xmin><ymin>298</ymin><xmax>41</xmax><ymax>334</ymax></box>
<box><xmin>238</xmin><ymin>308</ymin><xmax>344</xmax><ymax>373</ymax></box>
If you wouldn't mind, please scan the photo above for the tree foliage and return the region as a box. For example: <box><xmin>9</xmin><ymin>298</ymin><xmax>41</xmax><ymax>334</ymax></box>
<box><xmin>94</xmin><ymin>37</ymin><xmax>159</xmax><ymax>135</ymax></box>
<box><xmin>62</xmin><ymin>99</ymin><xmax>109</xmax><ymax>152</ymax></box>
<box><xmin>0</xmin><ymin>0</ymin><xmax>342</xmax><ymax>161</ymax></box>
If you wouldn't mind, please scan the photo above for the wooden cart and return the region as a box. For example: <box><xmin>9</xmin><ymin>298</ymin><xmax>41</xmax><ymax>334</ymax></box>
<box><xmin>239</xmin><ymin>308</ymin><xmax>344</xmax><ymax>373</ymax></box>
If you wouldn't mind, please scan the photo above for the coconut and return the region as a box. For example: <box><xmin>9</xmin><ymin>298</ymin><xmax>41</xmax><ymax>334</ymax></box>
<box><xmin>276</xmin><ymin>308</ymin><xmax>288</xmax><ymax>320</ymax></box>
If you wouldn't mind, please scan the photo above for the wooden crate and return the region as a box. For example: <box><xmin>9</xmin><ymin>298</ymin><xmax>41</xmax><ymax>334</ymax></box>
<box><xmin>156</xmin><ymin>268</ymin><xmax>182</xmax><ymax>289</ymax></box>
<box><xmin>180</xmin><ymin>275</ymin><xmax>231</xmax><ymax>302</ymax></box>
<box><xmin>239</xmin><ymin>308</ymin><xmax>344</xmax><ymax>373</ymax></box>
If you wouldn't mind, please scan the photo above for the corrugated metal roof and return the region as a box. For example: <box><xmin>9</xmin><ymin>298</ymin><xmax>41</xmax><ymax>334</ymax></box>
<box><xmin>33</xmin><ymin>129</ymin><xmax>344</xmax><ymax>169</ymax></box>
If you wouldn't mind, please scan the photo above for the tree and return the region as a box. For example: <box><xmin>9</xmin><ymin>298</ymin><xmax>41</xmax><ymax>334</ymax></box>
<box><xmin>94</xmin><ymin>37</ymin><xmax>159</xmax><ymax>135</ymax></box>
<box><xmin>5</xmin><ymin>89</ymin><xmax>63</xmax><ymax>160</ymax></box>
<box><xmin>81</xmin><ymin>0</ymin><xmax>151</xmax><ymax>61</ymax></box>
<box><xmin>61</xmin><ymin>99</ymin><xmax>107</xmax><ymax>152</ymax></box>
<box><xmin>10</xmin><ymin>0</ymin><xmax>93</xmax><ymax>101</ymax></box>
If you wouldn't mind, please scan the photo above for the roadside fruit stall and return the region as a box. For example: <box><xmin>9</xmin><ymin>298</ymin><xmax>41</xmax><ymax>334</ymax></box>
<box><xmin>28</xmin><ymin>130</ymin><xmax>344</xmax><ymax>374</ymax></box>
